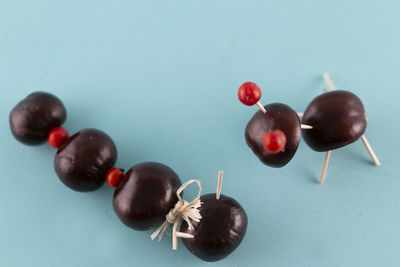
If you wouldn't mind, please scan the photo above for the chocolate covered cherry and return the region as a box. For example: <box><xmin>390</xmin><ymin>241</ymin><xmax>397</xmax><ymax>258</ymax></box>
<box><xmin>302</xmin><ymin>90</ymin><xmax>367</xmax><ymax>151</ymax></box>
<box><xmin>113</xmin><ymin>162</ymin><xmax>182</xmax><ymax>230</ymax></box>
<box><xmin>54</xmin><ymin>128</ymin><xmax>117</xmax><ymax>192</ymax></box>
<box><xmin>9</xmin><ymin>92</ymin><xmax>67</xmax><ymax>145</ymax></box>
<box><xmin>181</xmin><ymin>194</ymin><xmax>248</xmax><ymax>262</ymax></box>
<box><xmin>245</xmin><ymin>103</ymin><xmax>301</xmax><ymax>167</ymax></box>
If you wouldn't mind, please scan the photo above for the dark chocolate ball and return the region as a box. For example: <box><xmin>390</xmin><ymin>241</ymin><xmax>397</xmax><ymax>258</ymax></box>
<box><xmin>9</xmin><ymin>92</ymin><xmax>67</xmax><ymax>145</ymax></box>
<box><xmin>54</xmin><ymin>128</ymin><xmax>117</xmax><ymax>192</ymax></box>
<box><xmin>302</xmin><ymin>90</ymin><xmax>367</xmax><ymax>151</ymax></box>
<box><xmin>245</xmin><ymin>103</ymin><xmax>301</xmax><ymax>167</ymax></box>
<box><xmin>113</xmin><ymin>162</ymin><xmax>182</xmax><ymax>231</ymax></box>
<box><xmin>181</xmin><ymin>194</ymin><xmax>248</xmax><ymax>262</ymax></box>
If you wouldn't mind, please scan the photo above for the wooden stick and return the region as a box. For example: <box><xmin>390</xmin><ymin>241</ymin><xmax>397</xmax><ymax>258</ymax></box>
<box><xmin>361</xmin><ymin>135</ymin><xmax>381</xmax><ymax>166</ymax></box>
<box><xmin>256</xmin><ymin>101</ymin><xmax>267</xmax><ymax>113</ymax></box>
<box><xmin>297</xmin><ymin>112</ymin><xmax>313</xmax><ymax>129</ymax></box>
<box><xmin>322</xmin><ymin>73</ymin><xmax>381</xmax><ymax>166</ymax></box>
<box><xmin>301</xmin><ymin>124</ymin><xmax>313</xmax><ymax>129</ymax></box>
<box><xmin>216</xmin><ymin>170</ymin><xmax>223</xmax><ymax>200</ymax></box>
<box><xmin>175</xmin><ymin>232</ymin><xmax>194</xmax><ymax>238</ymax></box>
<box><xmin>172</xmin><ymin>219</ymin><xmax>179</xmax><ymax>250</ymax></box>
<box><xmin>323</xmin><ymin>73</ymin><xmax>337</xmax><ymax>91</ymax></box>
<box><xmin>319</xmin><ymin>151</ymin><xmax>331</xmax><ymax>184</ymax></box>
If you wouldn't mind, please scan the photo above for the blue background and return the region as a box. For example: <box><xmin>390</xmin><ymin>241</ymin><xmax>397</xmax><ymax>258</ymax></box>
<box><xmin>1</xmin><ymin>1</ymin><xmax>399</xmax><ymax>266</ymax></box>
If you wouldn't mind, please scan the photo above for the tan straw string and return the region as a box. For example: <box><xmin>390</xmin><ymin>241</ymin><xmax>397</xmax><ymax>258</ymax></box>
<box><xmin>150</xmin><ymin>179</ymin><xmax>202</xmax><ymax>250</ymax></box>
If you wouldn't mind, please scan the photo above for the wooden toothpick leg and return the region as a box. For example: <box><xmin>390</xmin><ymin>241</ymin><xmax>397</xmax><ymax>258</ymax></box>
<box><xmin>216</xmin><ymin>171</ymin><xmax>224</xmax><ymax>200</ymax></box>
<box><xmin>322</xmin><ymin>73</ymin><xmax>381</xmax><ymax>166</ymax></box>
<box><xmin>319</xmin><ymin>151</ymin><xmax>331</xmax><ymax>184</ymax></box>
<box><xmin>361</xmin><ymin>135</ymin><xmax>381</xmax><ymax>166</ymax></box>
<box><xmin>323</xmin><ymin>73</ymin><xmax>337</xmax><ymax>91</ymax></box>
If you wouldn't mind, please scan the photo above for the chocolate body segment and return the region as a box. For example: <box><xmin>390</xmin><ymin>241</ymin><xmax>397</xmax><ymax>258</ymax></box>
<box><xmin>181</xmin><ymin>194</ymin><xmax>248</xmax><ymax>262</ymax></box>
<box><xmin>9</xmin><ymin>92</ymin><xmax>67</xmax><ymax>145</ymax></box>
<box><xmin>245</xmin><ymin>103</ymin><xmax>301</xmax><ymax>167</ymax></box>
<box><xmin>54</xmin><ymin>129</ymin><xmax>117</xmax><ymax>192</ymax></box>
<box><xmin>113</xmin><ymin>162</ymin><xmax>181</xmax><ymax>231</ymax></box>
<box><xmin>302</xmin><ymin>90</ymin><xmax>367</xmax><ymax>151</ymax></box>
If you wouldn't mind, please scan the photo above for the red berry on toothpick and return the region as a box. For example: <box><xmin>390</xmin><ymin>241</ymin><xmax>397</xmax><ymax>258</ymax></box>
<box><xmin>262</xmin><ymin>129</ymin><xmax>287</xmax><ymax>153</ymax></box>
<box><xmin>47</xmin><ymin>126</ymin><xmax>69</xmax><ymax>148</ymax></box>
<box><xmin>238</xmin><ymin>82</ymin><xmax>262</xmax><ymax>106</ymax></box>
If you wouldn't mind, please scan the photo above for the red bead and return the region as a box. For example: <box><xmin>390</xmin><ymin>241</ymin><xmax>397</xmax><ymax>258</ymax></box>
<box><xmin>238</xmin><ymin>82</ymin><xmax>262</xmax><ymax>106</ymax></box>
<box><xmin>263</xmin><ymin>129</ymin><xmax>287</xmax><ymax>153</ymax></box>
<box><xmin>47</xmin><ymin>126</ymin><xmax>69</xmax><ymax>148</ymax></box>
<box><xmin>106</xmin><ymin>168</ymin><xmax>125</xmax><ymax>187</ymax></box>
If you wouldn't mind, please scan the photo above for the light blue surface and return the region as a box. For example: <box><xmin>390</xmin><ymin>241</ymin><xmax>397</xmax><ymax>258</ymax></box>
<box><xmin>1</xmin><ymin>1</ymin><xmax>399</xmax><ymax>266</ymax></box>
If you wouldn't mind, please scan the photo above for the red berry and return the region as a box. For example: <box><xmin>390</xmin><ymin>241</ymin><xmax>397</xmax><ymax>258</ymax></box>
<box><xmin>263</xmin><ymin>129</ymin><xmax>287</xmax><ymax>153</ymax></box>
<box><xmin>238</xmin><ymin>82</ymin><xmax>262</xmax><ymax>106</ymax></box>
<box><xmin>47</xmin><ymin>126</ymin><xmax>69</xmax><ymax>148</ymax></box>
<box><xmin>106</xmin><ymin>167</ymin><xmax>125</xmax><ymax>187</ymax></box>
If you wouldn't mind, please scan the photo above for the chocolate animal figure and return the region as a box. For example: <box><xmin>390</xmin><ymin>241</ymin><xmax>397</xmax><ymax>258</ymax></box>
<box><xmin>300</xmin><ymin>74</ymin><xmax>380</xmax><ymax>183</ymax></box>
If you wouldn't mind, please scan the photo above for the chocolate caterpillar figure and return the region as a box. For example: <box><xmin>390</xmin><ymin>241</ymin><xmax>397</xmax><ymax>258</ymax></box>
<box><xmin>9</xmin><ymin>92</ymin><xmax>247</xmax><ymax>262</ymax></box>
<box><xmin>238</xmin><ymin>74</ymin><xmax>380</xmax><ymax>183</ymax></box>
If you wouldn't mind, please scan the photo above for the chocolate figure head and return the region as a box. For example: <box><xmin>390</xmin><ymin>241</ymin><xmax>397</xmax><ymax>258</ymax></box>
<box><xmin>245</xmin><ymin>103</ymin><xmax>301</xmax><ymax>167</ymax></box>
<box><xmin>9</xmin><ymin>92</ymin><xmax>67</xmax><ymax>145</ymax></box>
<box><xmin>181</xmin><ymin>193</ymin><xmax>247</xmax><ymax>262</ymax></box>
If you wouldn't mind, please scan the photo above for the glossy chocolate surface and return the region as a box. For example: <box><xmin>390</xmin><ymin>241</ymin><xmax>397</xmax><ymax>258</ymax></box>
<box><xmin>245</xmin><ymin>103</ymin><xmax>301</xmax><ymax>167</ymax></box>
<box><xmin>113</xmin><ymin>162</ymin><xmax>181</xmax><ymax>231</ymax></box>
<box><xmin>181</xmin><ymin>194</ymin><xmax>247</xmax><ymax>262</ymax></box>
<box><xmin>54</xmin><ymin>128</ymin><xmax>117</xmax><ymax>192</ymax></box>
<box><xmin>302</xmin><ymin>90</ymin><xmax>367</xmax><ymax>151</ymax></box>
<box><xmin>9</xmin><ymin>92</ymin><xmax>67</xmax><ymax>145</ymax></box>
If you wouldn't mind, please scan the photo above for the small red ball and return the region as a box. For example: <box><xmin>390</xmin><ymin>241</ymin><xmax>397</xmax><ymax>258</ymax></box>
<box><xmin>47</xmin><ymin>126</ymin><xmax>69</xmax><ymax>148</ymax></box>
<box><xmin>238</xmin><ymin>82</ymin><xmax>262</xmax><ymax>106</ymax></box>
<box><xmin>106</xmin><ymin>168</ymin><xmax>125</xmax><ymax>187</ymax></box>
<box><xmin>263</xmin><ymin>129</ymin><xmax>287</xmax><ymax>153</ymax></box>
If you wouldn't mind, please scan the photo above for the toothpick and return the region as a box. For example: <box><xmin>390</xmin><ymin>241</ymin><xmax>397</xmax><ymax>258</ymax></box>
<box><xmin>361</xmin><ymin>135</ymin><xmax>381</xmax><ymax>166</ymax></box>
<box><xmin>319</xmin><ymin>151</ymin><xmax>331</xmax><ymax>184</ymax></box>
<box><xmin>175</xmin><ymin>232</ymin><xmax>194</xmax><ymax>238</ymax></box>
<box><xmin>301</xmin><ymin>124</ymin><xmax>313</xmax><ymax>129</ymax></box>
<box><xmin>256</xmin><ymin>101</ymin><xmax>267</xmax><ymax>113</ymax></box>
<box><xmin>322</xmin><ymin>73</ymin><xmax>381</xmax><ymax>166</ymax></box>
<box><xmin>216</xmin><ymin>170</ymin><xmax>223</xmax><ymax>200</ymax></box>
<box><xmin>322</xmin><ymin>73</ymin><xmax>337</xmax><ymax>91</ymax></box>
<box><xmin>297</xmin><ymin>112</ymin><xmax>312</xmax><ymax>129</ymax></box>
